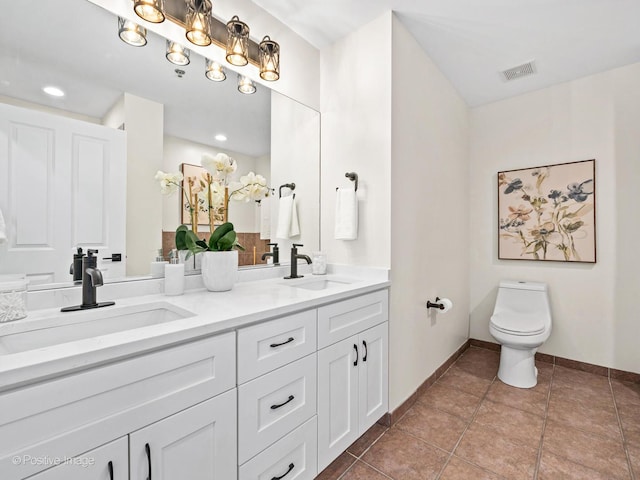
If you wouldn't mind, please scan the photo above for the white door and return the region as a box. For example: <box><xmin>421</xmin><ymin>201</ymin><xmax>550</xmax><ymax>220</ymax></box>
<box><xmin>129</xmin><ymin>390</ymin><xmax>237</xmax><ymax>480</ymax></box>
<box><xmin>317</xmin><ymin>336</ymin><xmax>359</xmax><ymax>472</ymax></box>
<box><xmin>358</xmin><ymin>322</ymin><xmax>389</xmax><ymax>433</ymax></box>
<box><xmin>25</xmin><ymin>437</ymin><xmax>128</xmax><ymax>480</ymax></box>
<box><xmin>0</xmin><ymin>103</ymin><xmax>126</xmax><ymax>285</ymax></box>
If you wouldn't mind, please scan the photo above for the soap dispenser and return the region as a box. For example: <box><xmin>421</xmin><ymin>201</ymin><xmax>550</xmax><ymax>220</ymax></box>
<box><xmin>164</xmin><ymin>249</ymin><xmax>185</xmax><ymax>296</ymax></box>
<box><xmin>150</xmin><ymin>248</ymin><xmax>168</xmax><ymax>278</ymax></box>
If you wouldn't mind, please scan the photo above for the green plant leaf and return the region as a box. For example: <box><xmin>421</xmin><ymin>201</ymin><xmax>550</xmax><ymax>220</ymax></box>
<box><xmin>175</xmin><ymin>224</ymin><xmax>189</xmax><ymax>250</ymax></box>
<box><xmin>195</xmin><ymin>240</ymin><xmax>208</xmax><ymax>249</ymax></box>
<box><xmin>209</xmin><ymin>222</ymin><xmax>234</xmax><ymax>250</ymax></box>
<box><xmin>217</xmin><ymin>231</ymin><xmax>236</xmax><ymax>251</ymax></box>
<box><xmin>185</xmin><ymin>230</ymin><xmax>207</xmax><ymax>255</ymax></box>
<box><xmin>234</xmin><ymin>241</ymin><xmax>245</xmax><ymax>252</ymax></box>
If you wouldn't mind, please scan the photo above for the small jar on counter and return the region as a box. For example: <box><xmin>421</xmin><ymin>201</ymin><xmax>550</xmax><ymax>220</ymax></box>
<box><xmin>0</xmin><ymin>274</ymin><xmax>29</xmax><ymax>323</ymax></box>
<box><xmin>311</xmin><ymin>251</ymin><xmax>327</xmax><ymax>275</ymax></box>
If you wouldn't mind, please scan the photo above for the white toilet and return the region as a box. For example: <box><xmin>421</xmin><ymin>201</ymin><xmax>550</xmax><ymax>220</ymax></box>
<box><xmin>490</xmin><ymin>281</ymin><xmax>552</xmax><ymax>388</ymax></box>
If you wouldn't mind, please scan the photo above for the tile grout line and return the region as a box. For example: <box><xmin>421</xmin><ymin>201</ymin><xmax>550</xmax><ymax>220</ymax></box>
<box><xmin>533</xmin><ymin>362</ymin><xmax>555</xmax><ymax>479</ymax></box>
<box><xmin>434</xmin><ymin>374</ymin><xmax>498</xmax><ymax>480</ymax></box>
<box><xmin>334</xmin><ymin>452</ymin><xmax>359</xmax><ymax>480</ymax></box>
<box><xmin>609</xmin><ymin>377</ymin><xmax>636</xmax><ymax>480</ymax></box>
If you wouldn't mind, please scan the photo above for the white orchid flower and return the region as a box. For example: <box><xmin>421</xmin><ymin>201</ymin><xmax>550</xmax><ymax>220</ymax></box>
<box><xmin>198</xmin><ymin>180</ymin><xmax>225</xmax><ymax>209</ymax></box>
<box><xmin>229</xmin><ymin>172</ymin><xmax>269</xmax><ymax>202</ymax></box>
<box><xmin>155</xmin><ymin>170</ymin><xmax>183</xmax><ymax>195</ymax></box>
<box><xmin>201</xmin><ymin>152</ymin><xmax>237</xmax><ymax>181</ymax></box>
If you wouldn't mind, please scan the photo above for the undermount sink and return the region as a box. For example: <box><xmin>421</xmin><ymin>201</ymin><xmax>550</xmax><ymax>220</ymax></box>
<box><xmin>286</xmin><ymin>277</ymin><xmax>353</xmax><ymax>291</ymax></box>
<box><xmin>0</xmin><ymin>302</ymin><xmax>195</xmax><ymax>355</ymax></box>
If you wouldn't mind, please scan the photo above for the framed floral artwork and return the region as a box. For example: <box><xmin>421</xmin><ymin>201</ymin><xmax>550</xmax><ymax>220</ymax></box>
<box><xmin>180</xmin><ymin>163</ymin><xmax>209</xmax><ymax>226</ymax></box>
<box><xmin>498</xmin><ymin>159</ymin><xmax>596</xmax><ymax>263</ymax></box>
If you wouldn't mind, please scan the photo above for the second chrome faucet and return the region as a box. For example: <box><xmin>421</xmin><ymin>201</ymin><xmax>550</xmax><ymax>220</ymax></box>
<box><xmin>284</xmin><ymin>243</ymin><xmax>312</xmax><ymax>279</ymax></box>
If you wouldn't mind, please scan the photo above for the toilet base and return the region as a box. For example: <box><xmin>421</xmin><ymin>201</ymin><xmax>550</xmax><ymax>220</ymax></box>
<box><xmin>497</xmin><ymin>345</ymin><xmax>538</xmax><ymax>388</ymax></box>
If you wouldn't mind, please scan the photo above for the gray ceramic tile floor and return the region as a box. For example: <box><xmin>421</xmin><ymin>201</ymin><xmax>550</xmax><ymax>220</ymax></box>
<box><xmin>316</xmin><ymin>347</ymin><xmax>638</xmax><ymax>480</ymax></box>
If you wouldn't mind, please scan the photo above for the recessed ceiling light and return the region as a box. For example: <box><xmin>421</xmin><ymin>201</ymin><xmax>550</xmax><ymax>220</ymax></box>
<box><xmin>215</xmin><ymin>134</ymin><xmax>227</xmax><ymax>142</ymax></box>
<box><xmin>43</xmin><ymin>86</ymin><xmax>65</xmax><ymax>97</ymax></box>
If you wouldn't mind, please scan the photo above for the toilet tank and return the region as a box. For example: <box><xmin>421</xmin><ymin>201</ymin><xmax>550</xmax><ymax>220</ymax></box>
<box><xmin>493</xmin><ymin>281</ymin><xmax>551</xmax><ymax>320</ymax></box>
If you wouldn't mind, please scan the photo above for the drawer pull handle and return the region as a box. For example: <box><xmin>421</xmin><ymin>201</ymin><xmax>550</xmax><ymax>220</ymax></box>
<box><xmin>271</xmin><ymin>395</ymin><xmax>295</xmax><ymax>410</ymax></box>
<box><xmin>353</xmin><ymin>344</ymin><xmax>359</xmax><ymax>366</ymax></box>
<box><xmin>145</xmin><ymin>443</ymin><xmax>152</xmax><ymax>480</ymax></box>
<box><xmin>363</xmin><ymin>340</ymin><xmax>368</xmax><ymax>362</ymax></box>
<box><xmin>108</xmin><ymin>461</ymin><xmax>114</xmax><ymax>480</ymax></box>
<box><xmin>271</xmin><ymin>463</ymin><xmax>295</xmax><ymax>480</ymax></box>
<box><xmin>270</xmin><ymin>337</ymin><xmax>295</xmax><ymax>348</ymax></box>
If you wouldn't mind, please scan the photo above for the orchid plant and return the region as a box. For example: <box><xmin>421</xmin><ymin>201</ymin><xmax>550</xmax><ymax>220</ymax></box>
<box><xmin>156</xmin><ymin>152</ymin><xmax>271</xmax><ymax>258</ymax></box>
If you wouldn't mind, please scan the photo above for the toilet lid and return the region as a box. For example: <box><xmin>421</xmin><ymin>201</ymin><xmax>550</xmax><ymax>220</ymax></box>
<box><xmin>490</xmin><ymin>312</ymin><xmax>546</xmax><ymax>336</ymax></box>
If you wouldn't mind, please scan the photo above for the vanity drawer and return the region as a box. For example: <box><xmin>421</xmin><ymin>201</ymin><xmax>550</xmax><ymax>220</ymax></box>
<box><xmin>318</xmin><ymin>290</ymin><xmax>389</xmax><ymax>348</ymax></box>
<box><xmin>238</xmin><ymin>354</ymin><xmax>317</xmax><ymax>464</ymax></box>
<box><xmin>239</xmin><ymin>416</ymin><xmax>317</xmax><ymax>480</ymax></box>
<box><xmin>238</xmin><ymin>309</ymin><xmax>316</xmax><ymax>384</ymax></box>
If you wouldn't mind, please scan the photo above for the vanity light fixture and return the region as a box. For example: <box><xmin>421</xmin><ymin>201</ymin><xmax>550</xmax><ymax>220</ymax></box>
<box><xmin>117</xmin><ymin>17</ymin><xmax>147</xmax><ymax>47</ymax></box>
<box><xmin>134</xmin><ymin>0</ymin><xmax>165</xmax><ymax>24</ymax></box>
<box><xmin>166</xmin><ymin>40</ymin><xmax>190</xmax><ymax>66</ymax></box>
<box><xmin>185</xmin><ymin>0</ymin><xmax>212</xmax><ymax>46</ymax></box>
<box><xmin>205</xmin><ymin>59</ymin><xmax>226</xmax><ymax>82</ymax></box>
<box><xmin>43</xmin><ymin>86</ymin><xmax>65</xmax><ymax>97</ymax></box>
<box><xmin>237</xmin><ymin>74</ymin><xmax>256</xmax><ymax>95</ymax></box>
<box><xmin>226</xmin><ymin>16</ymin><xmax>249</xmax><ymax>66</ymax></box>
<box><xmin>214</xmin><ymin>134</ymin><xmax>227</xmax><ymax>142</ymax></box>
<box><xmin>259</xmin><ymin>36</ymin><xmax>280</xmax><ymax>81</ymax></box>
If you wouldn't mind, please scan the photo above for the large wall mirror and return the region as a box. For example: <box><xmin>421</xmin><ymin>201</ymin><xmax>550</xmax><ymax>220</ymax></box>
<box><xmin>0</xmin><ymin>0</ymin><xmax>320</xmax><ymax>288</ymax></box>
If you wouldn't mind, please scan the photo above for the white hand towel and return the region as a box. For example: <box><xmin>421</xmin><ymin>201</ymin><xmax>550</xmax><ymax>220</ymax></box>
<box><xmin>259</xmin><ymin>197</ymin><xmax>271</xmax><ymax>240</ymax></box>
<box><xmin>0</xmin><ymin>208</ymin><xmax>7</xmax><ymax>245</ymax></box>
<box><xmin>276</xmin><ymin>194</ymin><xmax>301</xmax><ymax>239</ymax></box>
<box><xmin>334</xmin><ymin>188</ymin><xmax>358</xmax><ymax>240</ymax></box>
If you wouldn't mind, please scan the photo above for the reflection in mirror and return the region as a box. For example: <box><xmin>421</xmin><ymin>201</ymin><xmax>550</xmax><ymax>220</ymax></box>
<box><xmin>0</xmin><ymin>0</ymin><xmax>320</xmax><ymax>288</ymax></box>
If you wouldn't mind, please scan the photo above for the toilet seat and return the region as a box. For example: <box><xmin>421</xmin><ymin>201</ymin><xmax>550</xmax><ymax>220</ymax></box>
<box><xmin>490</xmin><ymin>313</ymin><xmax>546</xmax><ymax>336</ymax></box>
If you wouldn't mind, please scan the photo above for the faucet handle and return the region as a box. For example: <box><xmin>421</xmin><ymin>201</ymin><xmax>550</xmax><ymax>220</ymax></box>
<box><xmin>268</xmin><ymin>242</ymin><xmax>278</xmax><ymax>247</ymax></box>
<box><xmin>293</xmin><ymin>243</ymin><xmax>304</xmax><ymax>248</ymax></box>
<box><xmin>87</xmin><ymin>249</ymin><xmax>99</xmax><ymax>256</ymax></box>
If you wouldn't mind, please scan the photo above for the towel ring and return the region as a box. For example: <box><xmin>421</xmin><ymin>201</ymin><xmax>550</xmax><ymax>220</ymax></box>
<box><xmin>279</xmin><ymin>183</ymin><xmax>296</xmax><ymax>198</ymax></box>
<box><xmin>336</xmin><ymin>172</ymin><xmax>358</xmax><ymax>192</ymax></box>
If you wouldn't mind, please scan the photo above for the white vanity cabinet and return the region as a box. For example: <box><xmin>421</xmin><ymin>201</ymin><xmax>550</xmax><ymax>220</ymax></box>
<box><xmin>317</xmin><ymin>291</ymin><xmax>389</xmax><ymax>472</ymax></box>
<box><xmin>0</xmin><ymin>332</ymin><xmax>237</xmax><ymax>480</ymax></box>
<box><xmin>24</xmin><ymin>437</ymin><xmax>128</xmax><ymax>480</ymax></box>
<box><xmin>237</xmin><ymin>309</ymin><xmax>318</xmax><ymax>479</ymax></box>
<box><xmin>130</xmin><ymin>390</ymin><xmax>237</xmax><ymax>480</ymax></box>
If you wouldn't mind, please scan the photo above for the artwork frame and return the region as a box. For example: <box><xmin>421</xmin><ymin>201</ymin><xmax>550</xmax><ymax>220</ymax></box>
<box><xmin>179</xmin><ymin>163</ymin><xmax>209</xmax><ymax>226</ymax></box>
<box><xmin>498</xmin><ymin>159</ymin><xmax>596</xmax><ymax>263</ymax></box>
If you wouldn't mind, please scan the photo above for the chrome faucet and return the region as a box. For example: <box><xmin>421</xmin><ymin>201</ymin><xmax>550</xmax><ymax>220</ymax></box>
<box><xmin>284</xmin><ymin>243</ymin><xmax>312</xmax><ymax>279</ymax></box>
<box><xmin>262</xmin><ymin>242</ymin><xmax>280</xmax><ymax>265</ymax></box>
<box><xmin>61</xmin><ymin>249</ymin><xmax>115</xmax><ymax>312</ymax></box>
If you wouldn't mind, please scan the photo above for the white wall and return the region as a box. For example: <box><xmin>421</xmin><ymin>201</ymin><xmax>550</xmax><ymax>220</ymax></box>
<box><xmin>469</xmin><ymin>62</ymin><xmax>640</xmax><ymax>373</ymax></box>
<box><xmin>88</xmin><ymin>0</ymin><xmax>320</xmax><ymax>110</ymax></box>
<box><xmin>122</xmin><ymin>93</ymin><xmax>164</xmax><ymax>276</ymax></box>
<box><xmin>270</xmin><ymin>92</ymin><xmax>321</xmax><ymax>254</ymax></box>
<box><xmin>162</xmin><ymin>136</ymin><xmax>265</xmax><ymax>233</ymax></box>
<box><xmin>389</xmin><ymin>17</ymin><xmax>470</xmax><ymax>410</ymax></box>
<box><xmin>320</xmin><ymin>12</ymin><xmax>392</xmax><ymax>268</ymax></box>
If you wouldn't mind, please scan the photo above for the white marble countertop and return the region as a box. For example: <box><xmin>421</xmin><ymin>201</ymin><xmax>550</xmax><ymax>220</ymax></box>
<box><xmin>0</xmin><ymin>265</ymin><xmax>389</xmax><ymax>391</ymax></box>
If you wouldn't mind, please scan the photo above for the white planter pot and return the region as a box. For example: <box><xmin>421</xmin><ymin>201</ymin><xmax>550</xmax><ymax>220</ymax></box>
<box><xmin>201</xmin><ymin>250</ymin><xmax>238</xmax><ymax>292</ymax></box>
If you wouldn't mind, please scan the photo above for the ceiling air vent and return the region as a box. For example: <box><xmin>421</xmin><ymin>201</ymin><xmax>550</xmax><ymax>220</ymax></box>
<box><xmin>501</xmin><ymin>61</ymin><xmax>536</xmax><ymax>81</ymax></box>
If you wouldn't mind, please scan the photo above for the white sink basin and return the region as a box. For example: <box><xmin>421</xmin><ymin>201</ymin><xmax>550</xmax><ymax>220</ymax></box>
<box><xmin>0</xmin><ymin>302</ymin><xmax>195</xmax><ymax>355</ymax></box>
<box><xmin>285</xmin><ymin>277</ymin><xmax>353</xmax><ymax>291</ymax></box>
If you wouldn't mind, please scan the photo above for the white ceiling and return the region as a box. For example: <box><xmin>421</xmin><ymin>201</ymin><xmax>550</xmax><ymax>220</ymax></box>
<box><xmin>0</xmin><ymin>0</ymin><xmax>271</xmax><ymax>157</ymax></box>
<box><xmin>251</xmin><ymin>0</ymin><xmax>640</xmax><ymax>106</ymax></box>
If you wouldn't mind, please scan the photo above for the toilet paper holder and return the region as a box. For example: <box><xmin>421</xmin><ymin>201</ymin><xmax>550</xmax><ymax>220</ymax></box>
<box><xmin>426</xmin><ymin>297</ymin><xmax>445</xmax><ymax>310</ymax></box>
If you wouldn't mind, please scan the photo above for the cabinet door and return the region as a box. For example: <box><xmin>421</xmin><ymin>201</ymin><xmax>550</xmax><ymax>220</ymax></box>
<box><xmin>129</xmin><ymin>390</ymin><xmax>237</xmax><ymax>480</ymax></box>
<box><xmin>24</xmin><ymin>437</ymin><xmax>128</xmax><ymax>480</ymax></box>
<box><xmin>317</xmin><ymin>336</ymin><xmax>359</xmax><ymax>472</ymax></box>
<box><xmin>358</xmin><ymin>322</ymin><xmax>388</xmax><ymax>433</ymax></box>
